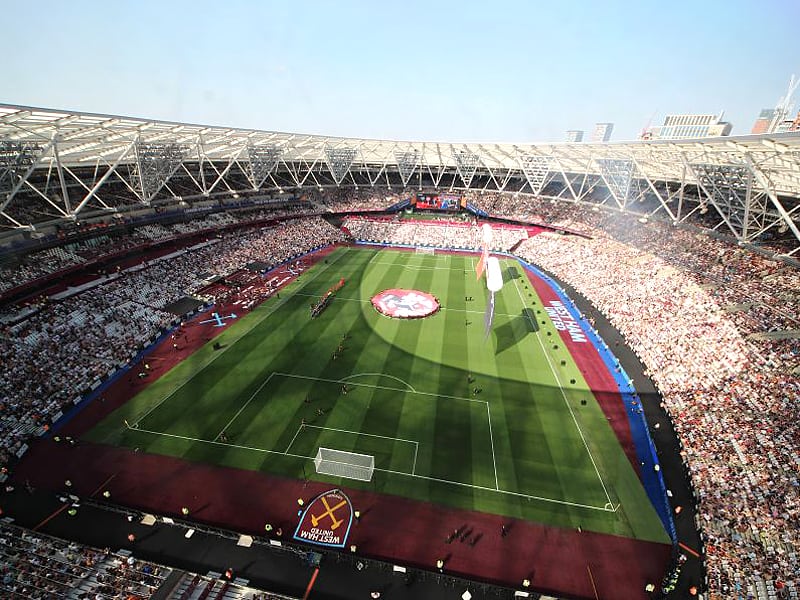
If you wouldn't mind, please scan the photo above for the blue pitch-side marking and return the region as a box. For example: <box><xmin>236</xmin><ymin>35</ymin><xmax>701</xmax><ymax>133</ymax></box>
<box><xmin>199</xmin><ymin>312</ymin><xmax>237</xmax><ymax>327</ymax></box>
<box><xmin>356</xmin><ymin>242</ymin><xmax>676</xmax><ymax>542</ymax></box>
<box><xmin>49</xmin><ymin>244</ymin><xmax>333</xmax><ymax>435</ymax></box>
<box><xmin>517</xmin><ymin>259</ymin><xmax>677</xmax><ymax>543</ymax></box>
<box><xmin>465</xmin><ymin>202</ymin><xmax>490</xmax><ymax>218</ymax></box>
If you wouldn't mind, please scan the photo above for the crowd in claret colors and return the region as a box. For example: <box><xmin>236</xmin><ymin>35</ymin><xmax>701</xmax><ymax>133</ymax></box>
<box><xmin>343</xmin><ymin>216</ymin><xmax>528</xmax><ymax>252</ymax></box>
<box><xmin>0</xmin><ymin>217</ymin><xmax>345</xmax><ymax>471</ymax></box>
<box><xmin>2</xmin><ymin>189</ymin><xmax>799</xmax><ymax>599</ymax></box>
<box><xmin>317</xmin><ymin>188</ymin><xmax>404</xmax><ymax>213</ymax></box>
<box><xmin>464</xmin><ymin>192</ymin><xmax>799</xmax><ymax>600</ymax></box>
<box><xmin>0</xmin><ymin>521</ymin><xmax>297</xmax><ymax>599</ymax></box>
<box><xmin>0</xmin><ymin>203</ymin><xmax>318</xmax><ymax>295</ymax></box>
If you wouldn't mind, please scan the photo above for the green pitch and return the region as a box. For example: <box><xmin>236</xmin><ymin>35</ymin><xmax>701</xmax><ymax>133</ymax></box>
<box><xmin>86</xmin><ymin>246</ymin><xmax>669</xmax><ymax>543</ymax></box>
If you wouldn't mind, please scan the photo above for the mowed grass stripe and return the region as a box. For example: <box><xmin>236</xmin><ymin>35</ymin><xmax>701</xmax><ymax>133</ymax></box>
<box><xmin>490</xmin><ymin>275</ymin><xmax>568</xmax><ymax>500</ymax></box>
<box><xmin>397</xmin><ymin>254</ymin><xmax>459</xmax><ymax>501</ymax></box>
<box><xmin>319</xmin><ymin>250</ymin><xmax>418</xmax><ymax>469</ymax></box>
<box><xmin>133</xmin><ymin>248</ymin><xmax>359</xmax><ymax>436</ymax></box>
<box><xmin>498</xmin><ymin>273</ymin><xmax>610</xmax><ymax>505</ymax></box>
<box><xmin>86</xmin><ymin>247</ymin><xmax>671</xmax><ymax>542</ymax></box>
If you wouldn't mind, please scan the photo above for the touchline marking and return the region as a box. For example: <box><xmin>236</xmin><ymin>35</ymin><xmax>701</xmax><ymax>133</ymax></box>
<box><xmin>131</xmin><ymin>248</ymin><xmax>350</xmax><ymax>428</ymax></box>
<box><xmin>486</xmin><ymin>402</ymin><xmax>500</xmax><ymax>490</ymax></box>
<box><xmin>511</xmin><ymin>271</ymin><xmax>614</xmax><ymax>507</ymax></box>
<box><xmin>128</xmin><ymin>426</ymin><xmax>615</xmax><ymax>512</ymax></box>
<box><xmin>217</xmin><ymin>372</ymin><xmax>275</xmax><ymax>440</ymax></box>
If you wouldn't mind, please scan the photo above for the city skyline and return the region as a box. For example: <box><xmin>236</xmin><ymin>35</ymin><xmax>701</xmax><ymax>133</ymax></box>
<box><xmin>2</xmin><ymin>0</ymin><xmax>799</xmax><ymax>143</ymax></box>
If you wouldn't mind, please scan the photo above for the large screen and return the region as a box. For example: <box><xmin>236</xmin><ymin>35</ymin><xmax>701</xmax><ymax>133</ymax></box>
<box><xmin>414</xmin><ymin>193</ymin><xmax>462</xmax><ymax>211</ymax></box>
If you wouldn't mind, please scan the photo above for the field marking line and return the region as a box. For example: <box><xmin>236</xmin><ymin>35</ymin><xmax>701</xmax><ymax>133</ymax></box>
<box><xmin>296</xmin><ymin>424</ymin><xmax>419</xmax><ymax>475</ymax></box>
<box><xmin>273</xmin><ymin>371</ymin><xmax>489</xmax><ymax>405</ymax></box>
<box><xmin>291</xmin><ymin>292</ymin><xmax>515</xmax><ymax>317</ymax></box>
<box><xmin>486</xmin><ymin>401</ymin><xmax>499</xmax><ymax>490</ymax></box>
<box><xmin>131</xmin><ymin>248</ymin><xmax>350</xmax><ymax>428</ymax></box>
<box><xmin>366</xmin><ymin>261</ymin><xmax>454</xmax><ymax>271</ymax></box>
<box><xmin>216</xmin><ymin>372</ymin><xmax>275</xmax><ymax>439</ymax></box>
<box><xmin>300</xmin><ymin>423</ymin><xmax>419</xmax><ymax>446</ymax></box>
<box><xmin>511</xmin><ymin>271</ymin><xmax>614</xmax><ymax>507</ymax></box>
<box><xmin>274</xmin><ymin>372</ymin><xmax>497</xmax><ymax>495</ymax></box>
<box><xmin>129</xmin><ymin>426</ymin><xmax>613</xmax><ymax>512</ymax></box>
<box><xmin>284</xmin><ymin>423</ymin><xmax>304</xmax><ymax>454</ymax></box>
<box><xmin>340</xmin><ymin>372</ymin><xmax>416</xmax><ymax>392</ymax></box>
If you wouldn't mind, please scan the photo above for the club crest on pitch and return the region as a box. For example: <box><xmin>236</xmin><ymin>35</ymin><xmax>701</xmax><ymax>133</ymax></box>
<box><xmin>293</xmin><ymin>489</ymin><xmax>354</xmax><ymax>548</ymax></box>
<box><xmin>371</xmin><ymin>288</ymin><xmax>440</xmax><ymax>318</ymax></box>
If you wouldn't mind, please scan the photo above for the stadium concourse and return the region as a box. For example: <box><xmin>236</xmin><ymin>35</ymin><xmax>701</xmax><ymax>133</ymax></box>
<box><xmin>0</xmin><ymin>190</ymin><xmax>797</xmax><ymax>599</ymax></box>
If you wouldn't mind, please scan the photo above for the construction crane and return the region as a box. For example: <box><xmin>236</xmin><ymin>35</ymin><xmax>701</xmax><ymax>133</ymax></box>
<box><xmin>638</xmin><ymin>110</ymin><xmax>657</xmax><ymax>140</ymax></box>
<box><xmin>769</xmin><ymin>74</ymin><xmax>799</xmax><ymax>133</ymax></box>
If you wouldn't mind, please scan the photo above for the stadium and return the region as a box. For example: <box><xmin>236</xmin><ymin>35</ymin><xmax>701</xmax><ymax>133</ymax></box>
<box><xmin>0</xmin><ymin>102</ymin><xmax>798</xmax><ymax>600</ymax></box>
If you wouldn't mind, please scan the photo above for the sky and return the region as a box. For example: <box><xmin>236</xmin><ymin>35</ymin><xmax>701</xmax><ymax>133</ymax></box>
<box><xmin>3</xmin><ymin>0</ymin><xmax>799</xmax><ymax>142</ymax></box>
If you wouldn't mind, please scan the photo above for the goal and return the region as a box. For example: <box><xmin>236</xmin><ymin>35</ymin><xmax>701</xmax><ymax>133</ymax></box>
<box><xmin>415</xmin><ymin>247</ymin><xmax>435</xmax><ymax>255</ymax></box>
<box><xmin>314</xmin><ymin>447</ymin><xmax>375</xmax><ymax>481</ymax></box>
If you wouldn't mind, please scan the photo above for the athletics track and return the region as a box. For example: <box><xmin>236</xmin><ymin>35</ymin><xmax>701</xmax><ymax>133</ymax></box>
<box><xmin>10</xmin><ymin>242</ymin><xmax>672</xmax><ymax>600</ymax></box>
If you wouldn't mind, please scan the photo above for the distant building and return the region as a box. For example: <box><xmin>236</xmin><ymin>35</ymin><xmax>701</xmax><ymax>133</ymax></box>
<box><xmin>750</xmin><ymin>75</ymin><xmax>798</xmax><ymax>134</ymax></box>
<box><xmin>751</xmin><ymin>109</ymin><xmax>778</xmax><ymax>134</ymax></box>
<box><xmin>565</xmin><ymin>130</ymin><xmax>584</xmax><ymax>143</ymax></box>
<box><xmin>642</xmin><ymin>113</ymin><xmax>732</xmax><ymax>140</ymax></box>
<box><xmin>591</xmin><ymin>123</ymin><xmax>614</xmax><ymax>142</ymax></box>
<box><xmin>773</xmin><ymin>110</ymin><xmax>800</xmax><ymax>133</ymax></box>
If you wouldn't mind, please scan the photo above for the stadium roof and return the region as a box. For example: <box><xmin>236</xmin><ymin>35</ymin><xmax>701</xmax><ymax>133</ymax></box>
<box><xmin>2</xmin><ymin>104</ymin><xmax>800</xmax><ymax>256</ymax></box>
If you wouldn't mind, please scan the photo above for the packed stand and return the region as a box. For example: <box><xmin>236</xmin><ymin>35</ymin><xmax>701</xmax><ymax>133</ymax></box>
<box><xmin>0</xmin><ymin>521</ymin><xmax>169</xmax><ymax>599</ymax></box>
<box><xmin>515</xmin><ymin>214</ymin><xmax>799</xmax><ymax>598</ymax></box>
<box><xmin>168</xmin><ymin>572</ymin><xmax>300</xmax><ymax>600</ymax></box>
<box><xmin>0</xmin><ymin>201</ymin><xmax>319</xmax><ymax>295</ymax></box>
<box><xmin>343</xmin><ymin>216</ymin><xmax>528</xmax><ymax>252</ymax></box>
<box><xmin>0</xmin><ymin>217</ymin><xmax>345</xmax><ymax>471</ymax></box>
<box><xmin>465</xmin><ymin>191</ymin><xmax>603</xmax><ymax>235</ymax></box>
<box><xmin>320</xmin><ymin>188</ymin><xmax>405</xmax><ymax>213</ymax></box>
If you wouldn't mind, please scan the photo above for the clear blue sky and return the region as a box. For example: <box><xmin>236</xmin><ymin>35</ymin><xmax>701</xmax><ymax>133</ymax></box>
<box><xmin>3</xmin><ymin>0</ymin><xmax>799</xmax><ymax>142</ymax></box>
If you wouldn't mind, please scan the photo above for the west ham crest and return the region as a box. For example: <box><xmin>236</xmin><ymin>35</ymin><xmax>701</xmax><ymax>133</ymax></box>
<box><xmin>293</xmin><ymin>489</ymin><xmax>355</xmax><ymax>548</ymax></box>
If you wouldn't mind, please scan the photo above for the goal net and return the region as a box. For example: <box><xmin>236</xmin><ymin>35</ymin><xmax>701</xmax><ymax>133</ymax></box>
<box><xmin>415</xmin><ymin>247</ymin><xmax>435</xmax><ymax>255</ymax></box>
<box><xmin>314</xmin><ymin>447</ymin><xmax>375</xmax><ymax>481</ymax></box>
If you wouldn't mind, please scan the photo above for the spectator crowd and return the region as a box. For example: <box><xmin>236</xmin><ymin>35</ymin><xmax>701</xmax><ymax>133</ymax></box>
<box><xmin>502</xmin><ymin>201</ymin><xmax>799</xmax><ymax>599</ymax></box>
<box><xmin>0</xmin><ymin>202</ymin><xmax>318</xmax><ymax>295</ymax></box>
<box><xmin>0</xmin><ymin>217</ymin><xmax>345</xmax><ymax>471</ymax></box>
<box><xmin>0</xmin><ymin>521</ymin><xmax>168</xmax><ymax>599</ymax></box>
<box><xmin>343</xmin><ymin>216</ymin><xmax>529</xmax><ymax>252</ymax></box>
<box><xmin>348</xmin><ymin>194</ymin><xmax>800</xmax><ymax>598</ymax></box>
<box><xmin>2</xmin><ymin>189</ymin><xmax>799</xmax><ymax>599</ymax></box>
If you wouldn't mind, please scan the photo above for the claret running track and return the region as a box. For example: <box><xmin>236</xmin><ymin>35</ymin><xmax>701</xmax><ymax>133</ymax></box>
<box><xmin>17</xmin><ymin>245</ymin><xmax>673</xmax><ymax>599</ymax></box>
<box><xmin>87</xmin><ymin>247</ymin><xmax>663</xmax><ymax>535</ymax></box>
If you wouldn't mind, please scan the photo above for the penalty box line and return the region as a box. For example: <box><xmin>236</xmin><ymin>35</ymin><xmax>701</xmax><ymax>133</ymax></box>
<box><xmin>126</xmin><ymin>425</ymin><xmax>615</xmax><ymax>513</ymax></box>
<box><xmin>276</xmin><ymin>372</ymin><xmax>498</xmax><ymax>492</ymax></box>
<box><xmin>284</xmin><ymin>423</ymin><xmax>420</xmax><ymax>475</ymax></box>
